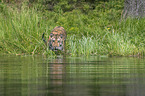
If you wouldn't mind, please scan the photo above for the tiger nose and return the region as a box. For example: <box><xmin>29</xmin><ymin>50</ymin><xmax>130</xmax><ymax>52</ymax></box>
<box><xmin>54</xmin><ymin>47</ymin><xmax>57</xmax><ymax>50</ymax></box>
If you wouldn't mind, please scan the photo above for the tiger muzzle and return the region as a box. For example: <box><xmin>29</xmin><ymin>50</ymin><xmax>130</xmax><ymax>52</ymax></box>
<box><xmin>49</xmin><ymin>46</ymin><xmax>63</xmax><ymax>51</ymax></box>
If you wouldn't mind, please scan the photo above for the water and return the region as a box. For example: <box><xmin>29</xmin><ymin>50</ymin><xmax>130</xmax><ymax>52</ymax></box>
<box><xmin>0</xmin><ymin>55</ymin><xmax>145</xmax><ymax>96</ymax></box>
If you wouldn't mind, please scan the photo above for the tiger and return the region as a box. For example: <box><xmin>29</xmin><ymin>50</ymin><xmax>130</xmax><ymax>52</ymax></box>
<box><xmin>42</xmin><ymin>26</ymin><xmax>67</xmax><ymax>52</ymax></box>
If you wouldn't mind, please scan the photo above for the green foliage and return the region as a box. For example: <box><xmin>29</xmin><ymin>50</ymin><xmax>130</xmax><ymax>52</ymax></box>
<box><xmin>0</xmin><ymin>4</ymin><xmax>44</xmax><ymax>55</ymax></box>
<box><xmin>0</xmin><ymin>0</ymin><xmax>144</xmax><ymax>56</ymax></box>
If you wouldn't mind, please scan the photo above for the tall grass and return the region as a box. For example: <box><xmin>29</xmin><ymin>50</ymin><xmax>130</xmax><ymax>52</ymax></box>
<box><xmin>0</xmin><ymin>4</ymin><xmax>50</xmax><ymax>55</ymax></box>
<box><xmin>68</xmin><ymin>28</ymin><xmax>144</xmax><ymax>57</ymax></box>
<box><xmin>0</xmin><ymin>2</ymin><xmax>144</xmax><ymax>56</ymax></box>
<box><xmin>68</xmin><ymin>35</ymin><xmax>99</xmax><ymax>56</ymax></box>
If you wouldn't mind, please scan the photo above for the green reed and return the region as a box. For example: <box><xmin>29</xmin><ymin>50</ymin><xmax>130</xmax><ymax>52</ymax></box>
<box><xmin>68</xmin><ymin>35</ymin><xmax>99</xmax><ymax>56</ymax></box>
<box><xmin>68</xmin><ymin>26</ymin><xmax>144</xmax><ymax>56</ymax></box>
<box><xmin>0</xmin><ymin>4</ymin><xmax>46</xmax><ymax>55</ymax></box>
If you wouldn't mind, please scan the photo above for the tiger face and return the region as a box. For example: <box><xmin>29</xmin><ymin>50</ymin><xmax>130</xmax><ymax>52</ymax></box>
<box><xmin>43</xmin><ymin>26</ymin><xmax>67</xmax><ymax>51</ymax></box>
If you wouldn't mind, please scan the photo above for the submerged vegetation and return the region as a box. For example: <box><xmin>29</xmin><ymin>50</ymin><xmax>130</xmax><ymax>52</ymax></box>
<box><xmin>0</xmin><ymin>0</ymin><xmax>144</xmax><ymax>56</ymax></box>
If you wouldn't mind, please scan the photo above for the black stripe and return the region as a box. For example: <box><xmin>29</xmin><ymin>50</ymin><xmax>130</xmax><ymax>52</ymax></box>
<box><xmin>42</xmin><ymin>33</ymin><xmax>47</xmax><ymax>43</ymax></box>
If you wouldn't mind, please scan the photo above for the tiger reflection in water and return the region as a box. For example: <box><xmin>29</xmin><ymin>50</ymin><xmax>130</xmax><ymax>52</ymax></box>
<box><xmin>42</xmin><ymin>26</ymin><xmax>67</xmax><ymax>52</ymax></box>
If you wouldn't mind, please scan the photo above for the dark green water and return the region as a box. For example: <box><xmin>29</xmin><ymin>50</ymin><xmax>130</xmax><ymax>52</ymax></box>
<box><xmin>0</xmin><ymin>55</ymin><xmax>145</xmax><ymax>96</ymax></box>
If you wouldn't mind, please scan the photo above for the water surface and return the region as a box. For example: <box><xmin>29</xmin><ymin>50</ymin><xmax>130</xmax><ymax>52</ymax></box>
<box><xmin>0</xmin><ymin>55</ymin><xmax>145</xmax><ymax>96</ymax></box>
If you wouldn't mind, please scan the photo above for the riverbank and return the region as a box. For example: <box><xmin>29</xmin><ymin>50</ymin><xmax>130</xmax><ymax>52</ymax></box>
<box><xmin>0</xmin><ymin>2</ymin><xmax>144</xmax><ymax>56</ymax></box>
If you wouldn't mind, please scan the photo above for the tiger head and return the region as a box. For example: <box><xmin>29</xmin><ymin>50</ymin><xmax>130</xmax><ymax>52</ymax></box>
<box><xmin>48</xmin><ymin>26</ymin><xmax>66</xmax><ymax>51</ymax></box>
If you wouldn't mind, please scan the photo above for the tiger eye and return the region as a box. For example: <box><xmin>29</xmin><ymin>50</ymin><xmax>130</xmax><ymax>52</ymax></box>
<box><xmin>60</xmin><ymin>34</ymin><xmax>63</xmax><ymax>38</ymax></box>
<box><xmin>59</xmin><ymin>44</ymin><xmax>62</xmax><ymax>47</ymax></box>
<box><xmin>50</xmin><ymin>33</ymin><xmax>53</xmax><ymax>38</ymax></box>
